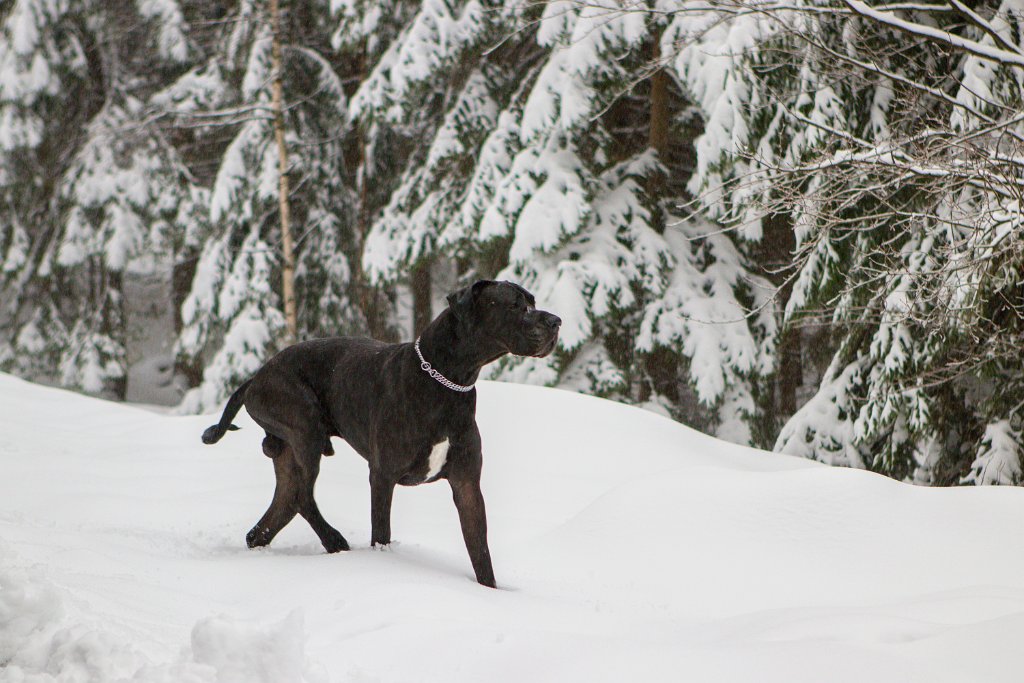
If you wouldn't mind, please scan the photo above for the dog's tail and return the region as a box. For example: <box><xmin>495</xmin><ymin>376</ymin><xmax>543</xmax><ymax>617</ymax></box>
<box><xmin>201</xmin><ymin>379</ymin><xmax>252</xmax><ymax>445</ymax></box>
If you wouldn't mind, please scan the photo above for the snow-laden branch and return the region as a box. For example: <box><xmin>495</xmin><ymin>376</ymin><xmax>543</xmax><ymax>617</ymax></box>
<box><xmin>947</xmin><ymin>0</ymin><xmax>1024</xmax><ymax>60</ymax></box>
<box><xmin>843</xmin><ymin>0</ymin><xmax>1024</xmax><ymax>68</ymax></box>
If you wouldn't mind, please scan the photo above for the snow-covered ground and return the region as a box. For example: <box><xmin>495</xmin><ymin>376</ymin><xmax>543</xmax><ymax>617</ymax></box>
<box><xmin>2</xmin><ymin>372</ymin><xmax>1024</xmax><ymax>682</ymax></box>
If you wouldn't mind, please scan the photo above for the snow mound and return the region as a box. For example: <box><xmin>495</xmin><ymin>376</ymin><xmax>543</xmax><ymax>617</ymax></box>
<box><xmin>0</xmin><ymin>556</ymin><xmax>322</xmax><ymax>683</ymax></box>
<box><xmin>186</xmin><ymin>611</ymin><xmax>322</xmax><ymax>683</ymax></box>
<box><xmin>2</xmin><ymin>372</ymin><xmax>1024</xmax><ymax>682</ymax></box>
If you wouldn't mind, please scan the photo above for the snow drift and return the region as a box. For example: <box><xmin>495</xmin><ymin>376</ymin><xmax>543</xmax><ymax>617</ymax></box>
<box><xmin>2</xmin><ymin>372</ymin><xmax>1024</xmax><ymax>682</ymax></box>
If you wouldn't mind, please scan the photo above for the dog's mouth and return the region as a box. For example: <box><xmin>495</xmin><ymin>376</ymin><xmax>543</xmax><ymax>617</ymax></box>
<box><xmin>530</xmin><ymin>332</ymin><xmax>559</xmax><ymax>358</ymax></box>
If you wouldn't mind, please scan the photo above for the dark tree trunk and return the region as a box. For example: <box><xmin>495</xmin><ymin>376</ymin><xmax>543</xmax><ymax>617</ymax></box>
<box><xmin>353</xmin><ymin>129</ymin><xmax>391</xmax><ymax>341</ymax></box>
<box><xmin>411</xmin><ymin>259</ymin><xmax>432</xmax><ymax>336</ymax></box>
<box><xmin>777</xmin><ymin>326</ymin><xmax>802</xmax><ymax>415</ymax></box>
<box><xmin>171</xmin><ymin>253</ymin><xmax>197</xmax><ymax>336</ymax></box>
<box><xmin>757</xmin><ymin>213</ymin><xmax>801</xmax><ymax>420</ymax></box>
<box><xmin>647</xmin><ymin>28</ymin><xmax>671</xmax><ymax>204</ymax></box>
<box><xmin>172</xmin><ymin>251</ymin><xmax>203</xmax><ymax>389</ymax></box>
<box><xmin>649</xmin><ymin>32</ymin><xmax>670</xmax><ymax>158</ymax></box>
<box><xmin>346</xmin><ymin>40</ymin><xmax>396</xmax><ymax>343</ymax></box>
<box><xmin>108</xmin><ymin>268</ymin><xmax>128</xmax><ymax>401</ymax></box>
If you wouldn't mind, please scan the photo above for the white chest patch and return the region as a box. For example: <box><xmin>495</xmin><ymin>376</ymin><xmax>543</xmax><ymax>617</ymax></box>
<box><xmin>424</xmin><ymin>438</ymin><xmax>450</xmax><ymax>481</ymax></box>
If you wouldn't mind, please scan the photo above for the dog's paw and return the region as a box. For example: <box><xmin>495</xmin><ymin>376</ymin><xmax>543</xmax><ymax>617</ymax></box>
<box><xmin>246</xmin><ymin>526</ymin><xmax>272</xmax><ymax>548</ymax></box>
<box><xmin>322</xmin><ymin>530</ymin><xmax>350</xmax><ymax>553</ymax></box>
<box><xmin>370</xmin><ymin>540</ymin><xmax>394</xmax><ymax>551</ymax></box>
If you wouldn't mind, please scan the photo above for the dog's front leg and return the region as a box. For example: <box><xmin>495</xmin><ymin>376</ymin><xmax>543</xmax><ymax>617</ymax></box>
<box><xmin>370</xmin><ymin>469</ymin><xmax>395</xmax><ymax>547</ymax></box>
<box><xmin>448</xmin><ymin>472</ymin><xmax>496</xmax><ymax>588</ymax></box>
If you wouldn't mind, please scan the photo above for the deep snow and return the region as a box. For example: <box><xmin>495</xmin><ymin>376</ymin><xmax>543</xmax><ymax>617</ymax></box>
<box><xmin>2</xmin><ymin>372</ymin><xmax>1024</xmax><ymax>682</ymax></box>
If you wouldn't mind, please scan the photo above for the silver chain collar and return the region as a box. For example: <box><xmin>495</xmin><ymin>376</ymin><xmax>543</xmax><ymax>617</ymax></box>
<box><xmin>414</xmin><ymin>337</ymin><xmax>475</xmax><ymax>393</ymax></box>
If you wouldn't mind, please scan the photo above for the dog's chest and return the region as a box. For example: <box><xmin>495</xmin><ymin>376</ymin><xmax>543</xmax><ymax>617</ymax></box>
<box><xmin>398</xmin><ymin>438</ymin><xmax>450</xmax><ymax>485</ymax></box>
<box><xmin>425</xmin><ymin>438</ymin><xmax>450</xmax><ymax>479</ymax></box>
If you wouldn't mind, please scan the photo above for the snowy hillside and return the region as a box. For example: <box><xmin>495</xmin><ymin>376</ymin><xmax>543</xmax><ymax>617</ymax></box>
<box><xmin>2</xmin><ymin>372</ymin><xmax>1024</xmax><ymax>682</ymax></box>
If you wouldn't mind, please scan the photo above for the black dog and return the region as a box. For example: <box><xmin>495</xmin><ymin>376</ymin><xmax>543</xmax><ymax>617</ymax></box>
<box><xmin>201</xmin><ymin>280</ymin><xmax>560</xmax><ymax>587</ymax></box>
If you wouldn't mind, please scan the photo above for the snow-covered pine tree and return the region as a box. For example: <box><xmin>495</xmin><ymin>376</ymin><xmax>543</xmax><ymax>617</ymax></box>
<box><xmin>347</xmin><ymin>0</ymin><xmax>778</xmax><ymax>443</ymax></box>
<box><xmin>791</xmin><ymin>3</ymin><xmax>1024</xmax><ymax>484</ymax></box>
<box><xmin>0</xmin><ymin>0</ymin><xmax>76</xmax><ymax>380</ymax></box>
<box><xmin>666</xmin><ymin>0</ymin><xmax>1024</xmax><ymax>481</ymax></box>
<box><xmin>170</xmin><ymin>0</ymin><xmax>362</xmax><ymax>412</ymax></box>
<box><xmin>55</xmin><ymin>95</ymin><xmax>206</xmax><ymax>397</ymax></box>
<box><xmin>340</xmin><ymin>0</ymin><xmax>498</xmax><ymax>336</ymax></box>
<box><xmin>0</xmin><ymin>0</ymin><xmax>201</xmax><ymax>397</ymax></box>
<box><xmin>481</xmin><ymin>3</ymin><xmax>777</xmax><ymax>443</ymax></box>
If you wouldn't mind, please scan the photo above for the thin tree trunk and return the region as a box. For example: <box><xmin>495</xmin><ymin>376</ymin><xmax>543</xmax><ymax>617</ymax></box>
<box><xmin>411</xmin><ymin>259</ymin><xmax>432</xmax><ymax>335</ymax></box>
<box><xmin>646</xmin><ymin>27</ymin><xmax>670</xmax><ymax>227</ymax></box>
<box><xmin>354</xmin><ymin>123</ymin><xmax>386</xmax><ymax>339</ymax></box>
<box><xmin>270</xmin><ymin>0</ymin><xmax>297</xmax><ymax>343</ymax></box>
<box><xmin>758</xmin><ymin>214</ymin><xmax>802</xmax><ymax>421</ymax></box>
<box><xmin>649</xmin><ymin>31</ymin><xmax>670</xmax><ymax>157</ymax></box>
<box><xmin>640</xmin><ymin>28</ymin><xmax>673</xmax><ymax>404</ymax></box>
<box><xmin>777</xmin><ymin>327</ymin><xmax>802</xmax><ymax>415</ymax></box>
<box><xmin>349</xmin><ymin>45</ymin><xmax>395</xmax><ymax>342</ymax></box>
<box><xmin>109</xmin><ymin>268</ymin><xmax>128</xmax><ymax>401</ymax></box>
<box><xmin>172</xmin><ymin>251</ymin><xmax>202</xmax><ymax>388</ymax></box>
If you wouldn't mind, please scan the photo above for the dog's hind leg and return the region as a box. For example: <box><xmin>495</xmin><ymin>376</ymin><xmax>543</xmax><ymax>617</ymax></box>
<box><xmin>291</xmin><ymin>436</ymin><xmax>349</xmax><ymax>553</ymax></box>
<box><xmin>244</xmin><ymin>380</ymin><xmax>347</xmax><ymax>553</ymax></box>
<box><xmin>369</xmin><ymin>469</ymin><xmax>395</xmax><ymax>547</ymax></box>
<box><xmin>246</xmin><ymin>439</ymin><xmax>300</xmax><ymax>548</ymax></box>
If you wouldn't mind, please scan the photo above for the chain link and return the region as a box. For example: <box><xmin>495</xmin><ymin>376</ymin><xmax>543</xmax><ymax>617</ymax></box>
<box><xmin>414</xmin><ymin>337</ymin><xmax>475</xmax><ymax>393</ymax></box>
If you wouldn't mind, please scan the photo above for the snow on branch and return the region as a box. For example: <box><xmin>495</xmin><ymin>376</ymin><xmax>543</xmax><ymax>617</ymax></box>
<box><xmin>963</xmin><ymin>420</ymin><xmax>1023</xmax><ymax>485</ymax></box>
<box><xmin>843</xmin><ymin>0</ymin><xmax>1024</xmax><ymax>68</ymax></box>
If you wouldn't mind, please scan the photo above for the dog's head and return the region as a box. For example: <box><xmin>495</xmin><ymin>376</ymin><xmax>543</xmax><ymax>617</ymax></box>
<box><xmin>447</xmin><ymin>280</ymin><xmax>561</xmax><ymax>358</ymax></box>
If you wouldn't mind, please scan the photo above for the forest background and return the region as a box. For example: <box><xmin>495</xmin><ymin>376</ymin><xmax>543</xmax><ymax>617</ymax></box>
<box><xmin>2</xmin><ymin>0</ymin><xmax>1024</xmax><ymax>486</ymax></box>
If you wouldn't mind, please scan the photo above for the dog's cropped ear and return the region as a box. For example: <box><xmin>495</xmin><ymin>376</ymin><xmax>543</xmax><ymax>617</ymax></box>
<box><xmin>447</xmin><ymin>280</ymin><xmax>493</xmax><ymax>323</ymax></box>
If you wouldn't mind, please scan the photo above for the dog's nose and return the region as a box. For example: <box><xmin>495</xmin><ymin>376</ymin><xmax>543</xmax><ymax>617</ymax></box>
<box><xmin>542</xmin><ymin>312</ymin><xmax>561</xmax><ymax>330</ymax></box>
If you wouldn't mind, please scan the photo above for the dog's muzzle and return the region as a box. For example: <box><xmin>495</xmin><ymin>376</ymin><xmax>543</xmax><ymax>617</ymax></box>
<box><xmin>531</xmin><ymin>312</ymin><xmax>561</xmax><ymax>357</ymax></box>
